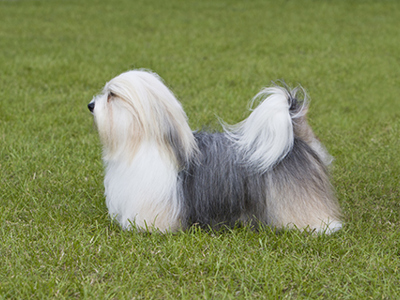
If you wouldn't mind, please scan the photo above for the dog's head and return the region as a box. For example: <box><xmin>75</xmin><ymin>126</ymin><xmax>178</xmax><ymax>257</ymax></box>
<box><xmin>89</xmin><ymin>70</ymin><xmax>196</xmax><ymax>165</ymax></box>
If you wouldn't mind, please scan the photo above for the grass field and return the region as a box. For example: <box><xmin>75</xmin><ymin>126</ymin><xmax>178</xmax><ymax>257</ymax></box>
<box><xmin>1</xmin><ymin>0</ymin><xmax>400</xmax><ymax>298</ymax></box>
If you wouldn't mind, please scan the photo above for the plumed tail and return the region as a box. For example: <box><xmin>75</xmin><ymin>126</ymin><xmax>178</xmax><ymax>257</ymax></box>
<box><xmin>225</xmin><ymin>85</ymin><xmax>307</xmax><ymax>173</ymax></box>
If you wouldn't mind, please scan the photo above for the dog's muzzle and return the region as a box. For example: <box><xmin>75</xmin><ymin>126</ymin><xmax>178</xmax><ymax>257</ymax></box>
<box><xmin>88</xmin><ymin>102</ymin><xmax>95</xmax><ymax>113</ymax></box>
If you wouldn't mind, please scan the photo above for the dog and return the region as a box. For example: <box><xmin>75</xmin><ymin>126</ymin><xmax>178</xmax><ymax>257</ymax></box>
<box><xmin>88</xmin><ymin>70</ymin><xmax>342</xmax><ymax>234</ymax></box>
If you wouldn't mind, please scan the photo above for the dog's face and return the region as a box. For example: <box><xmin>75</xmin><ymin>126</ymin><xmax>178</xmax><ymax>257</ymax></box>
<box><xmin>88</xmin><ymin>71</ymin><xmax>196</xmax><ymax>164</ymax></box>
<box><xmin>88</xmin><ymin>75</ymin><xmax>145</xmax><ymax>160</ymax></box>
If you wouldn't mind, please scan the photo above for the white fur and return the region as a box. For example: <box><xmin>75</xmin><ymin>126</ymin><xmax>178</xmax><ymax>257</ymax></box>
<box><xmin>313</xmin><ymin>220</ymin><xmax>343</xmax><ymax>234</ymax></box>
<box><xmin>90</xmin><ymin>70</ymin><xmax>197</xmax><ymax>231</ymax></box>
<box><xmin>225</xmin><ymin>87</ymin><xmax>295</xmax><ymax>173</ymax></box>
<box><xmin>104</xmin><ymin>142</ymin><xmax>181</xmax><ymax>232</ymax></box>
<box><xmin>90</xmin><ymin>70</ymin><xmax>196</xmax><ymax>163</ymax></box>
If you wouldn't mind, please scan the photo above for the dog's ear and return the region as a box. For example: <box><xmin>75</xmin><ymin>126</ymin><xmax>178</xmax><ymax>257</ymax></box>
<box><xmin>165</xmin><ymin>126</ymin><xmax>190</xmax><ymax>168</ymax></box>
<box><xmin>160</xmin><ymin>108</ymin><xmax>197</xmax><ymax>169</ymax></box>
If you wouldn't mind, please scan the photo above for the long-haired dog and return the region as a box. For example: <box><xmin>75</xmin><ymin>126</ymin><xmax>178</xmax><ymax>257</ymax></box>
<box><xmin>88</xmin><ymin>70</ymin><xmax>342</xmax><ymax>234</ymax></box>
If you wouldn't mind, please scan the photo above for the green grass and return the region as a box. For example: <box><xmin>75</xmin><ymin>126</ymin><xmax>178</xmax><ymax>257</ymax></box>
<box><xmin>1</xmin><ymin>0</ymin><xmax>400</xmax><ymax>298</ymax></box>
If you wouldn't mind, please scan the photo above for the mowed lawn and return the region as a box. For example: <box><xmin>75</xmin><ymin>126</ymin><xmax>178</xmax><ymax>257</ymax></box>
<box><xmin>1</xmin><ymin>0</ymin><xmax>400</xmax><ymax>298</ymax></box>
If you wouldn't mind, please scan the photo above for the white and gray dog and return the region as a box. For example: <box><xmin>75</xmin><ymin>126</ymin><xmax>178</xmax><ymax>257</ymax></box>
<box><xmin>88</xmin><ymin>70</ymin><xmax>342</xmax><ymax>234</ymax></box>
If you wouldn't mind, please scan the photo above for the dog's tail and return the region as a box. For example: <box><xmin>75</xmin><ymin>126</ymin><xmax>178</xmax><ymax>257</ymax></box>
<box><xmin>225</xmin><ymin>85</ymin><xmax>307</xmax><ymax>173</ymax></box>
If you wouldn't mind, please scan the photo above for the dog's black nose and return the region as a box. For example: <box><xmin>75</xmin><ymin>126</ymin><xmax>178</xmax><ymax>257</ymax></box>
<box><xmin>88</xmin><ymin>102</ymin><xmax>95</xmax><ymax>113</ymax></box>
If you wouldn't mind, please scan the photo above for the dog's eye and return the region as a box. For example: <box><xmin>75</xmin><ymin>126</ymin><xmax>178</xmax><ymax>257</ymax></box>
<box><xmin>107</xmin><ymin>92</ymin><xmax>116</xmax><ymax>102</ymax></box>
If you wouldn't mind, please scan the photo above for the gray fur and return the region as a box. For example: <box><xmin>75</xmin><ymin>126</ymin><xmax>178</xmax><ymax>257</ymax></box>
<box><xmin>179</xmin><ymin>133</ymin><xmax>340</xmax><ymax>230</ymax></box>
<box><xmin>179</xmin><ymin>132</ymin><xmax>267</xmax><ymax>229</ymax></box>
<box><xmin>178</xmin><ymin>86</ymin><xmax>341</xmax><ymax>231</ymax></box>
